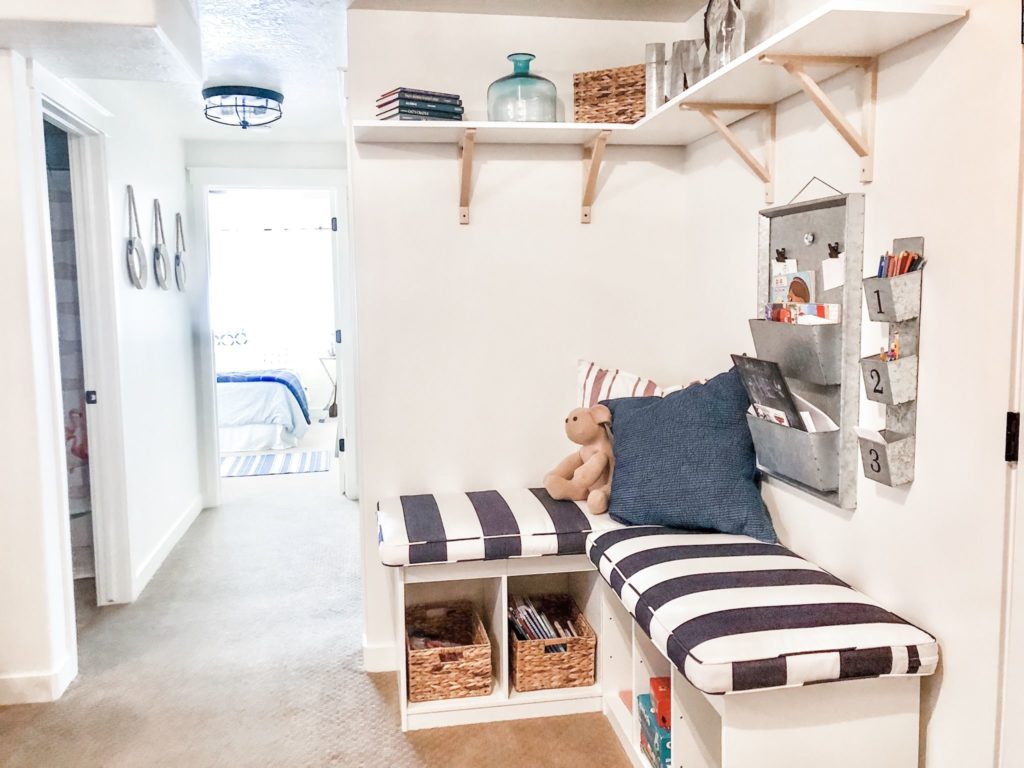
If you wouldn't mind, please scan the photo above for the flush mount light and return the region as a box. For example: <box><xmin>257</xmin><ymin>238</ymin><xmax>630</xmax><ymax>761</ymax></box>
<box><xmin>202</xmin><ymin>85</ymin><xmax>284</xmax><ymax>129</ymax></box>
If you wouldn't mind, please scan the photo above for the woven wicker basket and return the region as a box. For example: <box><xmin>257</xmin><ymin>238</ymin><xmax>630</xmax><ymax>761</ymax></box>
<box><xmin>510</xmin><ymin>595</ymin><xmax>597</xmax><ymax>693</ymax></box>
<box><xmin>573</xmin><ymin>63</ymin><xmax>646</xmax><ymax>124</ymax></box>
<box><xmin>406</xmin><ymin>601</ymin><xmax>493</xmax><ymax>703</ymax></box>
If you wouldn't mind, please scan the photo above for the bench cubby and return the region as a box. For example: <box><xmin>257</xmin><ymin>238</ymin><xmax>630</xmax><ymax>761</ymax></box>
<box><xmin>395</xmin><ymin>557</ymin><xmax>608</xmax><ymax>731</ymax></box>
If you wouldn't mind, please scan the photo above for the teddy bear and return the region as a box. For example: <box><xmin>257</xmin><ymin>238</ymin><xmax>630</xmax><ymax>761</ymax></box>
<box><xmin>543</xmin><ymin>404</ymin><xmax>614</xmax><ymax>514</ymax></box>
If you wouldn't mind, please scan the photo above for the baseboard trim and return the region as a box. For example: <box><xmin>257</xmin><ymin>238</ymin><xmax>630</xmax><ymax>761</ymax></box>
<box><xmin>363</xmin><ymin>638</ymin><xmax>397</xmax><ymax>672</ymax></box>
<box><xmin>0</xmin><ymin>651</ymin><xmax>78</xmax><ymax>705</ymax></box>
<box><xmin>131</xmin><ymin>494</ymin><xmax>203</xmax><ymax>600</ymax></box>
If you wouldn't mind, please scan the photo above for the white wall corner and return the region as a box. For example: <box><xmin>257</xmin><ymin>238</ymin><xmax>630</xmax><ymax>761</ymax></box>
<box><xmin>0</xmin><ymin>651</ymin><xmax>78</xmax><ymax>706</ymax></box>
<box><xmin>131</xmin><ymin>495</ymin><xmax>203</xmax><ymax>599</ymax></box>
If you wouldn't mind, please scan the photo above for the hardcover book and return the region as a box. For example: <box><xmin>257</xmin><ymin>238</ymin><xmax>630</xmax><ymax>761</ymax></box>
<box><xmin>770</xmin><ymin>270</ymin><xmax>816</xmax><ymax>304</ymax></box>
<box><xmin>379</xmin><ymin>114</ymin><xmax>463</xmax><ymax>121</ymax></box>
<box><xmin>731</xmin><ymin>355</ymin><xmax>806</xmax><ymax>432</ymax></box>
<box><xmin>377</xmin><ymin>87</ymin><xmax>462</xmax><ymax>105</ymax></box>
<box><xmin>764</xmin><ymin>302</ymin><xmax>840</xmax><ymax>324</ymax></box>
<box><xmin>376</xmin><ymin>98</ymin><xmax>464</xmax><ymax>114</ymax></box>
<box><xmin>378</xmin><ymin>108</ymin><xmax>463</xmax><ymax>121</ymax></box>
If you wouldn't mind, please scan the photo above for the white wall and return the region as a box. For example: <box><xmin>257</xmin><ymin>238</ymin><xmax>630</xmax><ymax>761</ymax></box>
<box><xmin>348</xmin><ymin>2</ymin><xmax>1022</xmax><ymax>765</ymax></box>
<box><xmin>74</xmin><ymin>78</ymin><xmax>203</xmax><ymax>597</ymax></box>
<box><xmin>677</xmin><ymin>3</ymin><xmax>1017</xmax><ymax>765</ymax></box>
<box><xmin>184</xmin><ymin>140</ymin><xmax>346</xmax><ymax>170</ymax></box>
<box><xmin>347</xmin><ymin>8</ymin><xmax>694</xmax><ymax>666</ymax></box>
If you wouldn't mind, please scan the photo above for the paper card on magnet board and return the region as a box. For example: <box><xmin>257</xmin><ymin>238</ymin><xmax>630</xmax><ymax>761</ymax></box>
<box><xmin>821</xmin><ymin>252</ymin><xmax>847</xmax><ymax>291</ymax></box>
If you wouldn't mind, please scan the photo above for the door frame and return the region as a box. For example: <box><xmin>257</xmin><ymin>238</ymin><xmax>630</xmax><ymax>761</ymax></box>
<box><xmin>999</xmin><ymin>44</ymin><xmax>1024</xmax><ymax>768</ymax></box>
<box><xmin>32</xmin><ymin>64</ymin><xmax>134</xmax><ymax>606</ymax></box>
<box><xmin>186</xmin><ymin>167</ymin><xmax>357</xmax><ymax>505</ymax></box>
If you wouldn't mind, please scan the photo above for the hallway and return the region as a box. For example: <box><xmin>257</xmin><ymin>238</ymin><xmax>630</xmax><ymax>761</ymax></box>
<box><xmin>0</xmin><ymin>462</ymin><xmax>626</xmax><ymax>767</ymax></box>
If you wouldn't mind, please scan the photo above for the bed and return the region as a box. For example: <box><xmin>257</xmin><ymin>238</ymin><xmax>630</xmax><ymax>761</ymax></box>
<box><xmin>216</xmin><ymin>369</ymin><xmax>311</xmax><ymax>452</ymax></box>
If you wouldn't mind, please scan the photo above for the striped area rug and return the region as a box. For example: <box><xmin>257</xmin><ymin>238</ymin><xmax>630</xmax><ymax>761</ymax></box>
<box><xmin>220</xmin><ymin>450</ymin><xmax>331</xmax><ymax>478</ymax></box>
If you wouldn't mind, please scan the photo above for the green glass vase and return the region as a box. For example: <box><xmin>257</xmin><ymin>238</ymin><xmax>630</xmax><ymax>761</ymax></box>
<box><xmin>487</xmin><ymin>53</ymin><xmax>557</xmax><ymax>122</ymax></box>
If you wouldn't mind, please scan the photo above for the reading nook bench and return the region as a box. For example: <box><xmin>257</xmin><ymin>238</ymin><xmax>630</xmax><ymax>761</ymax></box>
<box><xmin>377</xmin><ymin>490</ymin><xmax>938</xmax><ymax>767</ymax></box>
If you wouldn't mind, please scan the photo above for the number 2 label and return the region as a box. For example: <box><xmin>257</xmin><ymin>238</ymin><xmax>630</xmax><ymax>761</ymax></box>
<box><xmin>869</xmin><ymin>368</ymin><xmax>884</xmax><ymax>395</ymax></box>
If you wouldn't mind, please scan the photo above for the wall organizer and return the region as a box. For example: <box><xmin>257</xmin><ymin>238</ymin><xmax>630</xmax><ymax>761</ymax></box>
<box><xmin>351</xmin><ymin>3</ymin><xmax>967</xmax><ymax>223</ymax></box>
<box><xmin>125</xmin><ymin>185</ymin><xmax>147</xmax><ymax>289</ymax></box>
<box><xmin>747</xmin><ymin>193</ymin><xmax>865</xmax><ymax>510</ymax></box>
<box><xmin>153</xmin><ymin>199</ymin><xmax>170</xmax><ymax>290</ymax></box>
<box><xmin>858</xmin><ymin>237</ymin><xmax>923</xmax><ymax>487</ymax></box>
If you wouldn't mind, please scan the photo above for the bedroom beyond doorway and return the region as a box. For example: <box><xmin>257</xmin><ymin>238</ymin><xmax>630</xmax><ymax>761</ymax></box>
<box><xmin>208</xmin><ymin>187</ymin><xmax>339</xmax><ymax>480</ymax></box>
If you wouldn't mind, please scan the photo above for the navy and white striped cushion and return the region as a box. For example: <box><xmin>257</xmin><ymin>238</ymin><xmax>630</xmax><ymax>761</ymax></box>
<box><xmin>587</xmin><ymin>526</ymin><xmax>938</xmax><ymax>695</ymax></box>
<box><xmin>378</xmin><ymin>488</ymin><xmax>622</xmax><ymax>566</ymax></box>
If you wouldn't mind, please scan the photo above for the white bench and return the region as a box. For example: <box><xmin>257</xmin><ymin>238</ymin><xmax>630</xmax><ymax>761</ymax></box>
<box><xmin>378</xmin><ymin>490</ymin><xmax>938</xmax><ymax>766</ymax></box>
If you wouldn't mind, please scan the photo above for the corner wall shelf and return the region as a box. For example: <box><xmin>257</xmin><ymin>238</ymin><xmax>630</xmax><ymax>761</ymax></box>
<box><xmin>351</xmin><ymin>1</ymin><xmax>967</xmax><ymax>221</ymax></box>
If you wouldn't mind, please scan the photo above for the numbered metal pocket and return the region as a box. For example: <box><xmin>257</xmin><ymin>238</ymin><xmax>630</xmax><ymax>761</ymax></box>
<box><xmin>863</xmin><ymin>271</ymin><xmax>922</xmax><ymax>323</ymax></box>
<box><xmin>859</xmin><ymin>355</ymin><xmax>918</xmax><ymax>406</ymax></box>
<box><xmin>746</xmin><ymin>414</ymin><xmax>840</xmax><ymax>493</ymax></box>
<box><xmin>749</xmin><ymin>319</ymin><xmax>843</xmax><ymax>386</ymax></box>
<box><xmin>858</xmin><ymin>430</ymin><xmax>915</xmax><ymax>487</ymax></box>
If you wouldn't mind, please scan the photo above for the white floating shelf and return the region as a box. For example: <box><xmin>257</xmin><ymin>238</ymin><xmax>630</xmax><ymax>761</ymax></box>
<box><xmin>353</xmin><ymin>120</ymin><xmax>623</xmax><ymax>145</ymax></box>
<box><xmin>351</xmin><ymin>1</ymin><xmax>967</xmax><ymax>222</ymax></box>
<box><xmin>352</xmin><ymin>1</ymin><xmax>966</xmax><ymax>148</ymax></box>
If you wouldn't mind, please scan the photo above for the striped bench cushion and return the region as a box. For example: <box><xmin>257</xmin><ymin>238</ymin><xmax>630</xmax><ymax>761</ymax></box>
<box><xmin>587</xmin><ymin>526</ymin><xmax>938</xmax><ymax>695</ymax></box>
<box><xmin>378</xmin><ymin>488</ymin><xmax>623</xmax><ymax>567</ymax></box>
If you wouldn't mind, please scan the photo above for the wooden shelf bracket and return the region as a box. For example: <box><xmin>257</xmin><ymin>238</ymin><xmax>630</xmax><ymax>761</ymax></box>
<box><xmin>458</xmin><ymin>128</ymin><xmax>476</xmax><ymax>224</ymax></box>
<box><xmin>682</xmin><ymin>102</ymin><xmax>776</xmax><ymax>204</ymax></box>
<box><xmin>581</xmin><ymin>130</ymin><xmax>611</xmax><ymax>224</ymax></box>
<box><xmin>760</xmin><ymin>54</ymin><xmax>878</xmax><ymax>182</ymax></box>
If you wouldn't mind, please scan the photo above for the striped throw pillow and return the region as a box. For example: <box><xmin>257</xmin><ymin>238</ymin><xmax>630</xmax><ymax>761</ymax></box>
<box><xmin>578</xmin><ymin>360</ymin><xmax>678</xmax><ymax>407</ymax></box>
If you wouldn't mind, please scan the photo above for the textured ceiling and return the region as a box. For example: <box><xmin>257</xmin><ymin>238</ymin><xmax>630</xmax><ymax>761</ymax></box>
<box><xmin>192</xmin><ymin>0</ymin><xmax>347</xmax><ymax>140</ymax></box>
<box><xmin>71</xmin><ymin>0</ymin><xmax>348</xmax><ymax>142</ymax></box>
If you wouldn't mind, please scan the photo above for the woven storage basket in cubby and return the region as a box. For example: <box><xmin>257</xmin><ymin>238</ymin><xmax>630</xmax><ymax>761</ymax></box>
<box><xmin>510</xmin><ymin>595</ymin><xmax>597</xmax><ymax>692</ymax></box>
<box><xmin>573</xmin><ymin>64</ymin><xmax>646</xmax><ymax>124</ymax></box>
<box><xmin>405</xmin><ymin>601</ymin><xmax>492</xmax><ymax>703</ymax></box>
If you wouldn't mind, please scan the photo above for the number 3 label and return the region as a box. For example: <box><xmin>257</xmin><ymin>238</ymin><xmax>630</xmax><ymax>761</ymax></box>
<box><xmin>869</xmin><ymin>448</ymin><xmax>882</xmax><ymax>474</ymax></box>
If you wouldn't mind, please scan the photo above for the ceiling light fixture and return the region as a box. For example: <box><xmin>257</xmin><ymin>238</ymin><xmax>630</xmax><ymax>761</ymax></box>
<box><xmin>202</xmin><ymin>85</ymin><xmax>284</xmax><ymax>129</ymax></box>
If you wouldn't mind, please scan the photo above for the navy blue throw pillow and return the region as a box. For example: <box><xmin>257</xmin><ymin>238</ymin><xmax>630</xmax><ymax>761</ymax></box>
<box><xmin>603</xmin><ymin>368</ymin><xmax>777</xmax><ymax>544</ymax></box>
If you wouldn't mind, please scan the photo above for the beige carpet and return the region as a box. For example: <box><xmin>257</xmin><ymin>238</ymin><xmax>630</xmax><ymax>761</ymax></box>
<box><xmin>0</xmin><ymin>453</ymin><xmax>630</xmax><ymax>767</ymax></box>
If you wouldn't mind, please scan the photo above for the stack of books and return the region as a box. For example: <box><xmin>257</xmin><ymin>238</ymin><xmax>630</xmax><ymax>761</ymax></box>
<box><xmin>508</xmin><ymin>595</ymin><xmax>579</xmax><ymax>653</ymax></box>
<box><xmin>376</xmin><ymin>88</ymin><xmax>464</xmax><ymax>121</ymax></box>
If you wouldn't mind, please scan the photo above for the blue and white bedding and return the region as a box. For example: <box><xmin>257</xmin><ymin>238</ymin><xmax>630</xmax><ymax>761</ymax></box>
<box><xmin>216</xmin><ymin>369</ymin><xmax>311</xmax><ymax>453</ymax></box>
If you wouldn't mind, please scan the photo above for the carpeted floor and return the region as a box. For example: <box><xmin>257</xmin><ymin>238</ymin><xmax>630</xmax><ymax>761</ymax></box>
<box><xmin>0</xmin><ymin>454</ymin><xmax>630</xmax><ymax>767</ymax></box>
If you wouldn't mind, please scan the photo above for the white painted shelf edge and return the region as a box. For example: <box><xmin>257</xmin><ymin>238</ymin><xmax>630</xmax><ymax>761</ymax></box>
<box><xmin>351</xmin><ymin>0</ymin><xmax>967</xmax><ymax>148</ymax></box>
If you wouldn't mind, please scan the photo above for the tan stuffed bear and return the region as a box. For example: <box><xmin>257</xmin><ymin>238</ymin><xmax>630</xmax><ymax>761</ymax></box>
<box><xmin>543</xmin><ymin>404</ymin><xmax>614</xmax><ymax>514</ymax></box>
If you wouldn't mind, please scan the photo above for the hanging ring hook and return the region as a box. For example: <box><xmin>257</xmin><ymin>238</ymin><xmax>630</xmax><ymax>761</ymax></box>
<box><xmin>125</xmin><ymin>185</ymin><xmax>147</xmax><ymax>289</ymax></box>
<box><xmin>174</xmin><ymin>212</ymin><xmax>187</xmax><ymax>291</ymax></box>
<box><xmin>153</xmin><ymin>199</ymin><xmax>171</xmax><ymax>290</ymax></box>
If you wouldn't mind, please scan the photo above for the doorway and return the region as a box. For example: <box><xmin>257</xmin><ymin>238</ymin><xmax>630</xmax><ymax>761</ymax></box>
<box><xmin>42</xmin><ymin>120</ymin><xmax>97</xmax><ymax>602</ymax></box>
<box><xmin>207</xmin><ymin>187</ymin><xmax>340</xmax><ymax>482</ymax></box>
